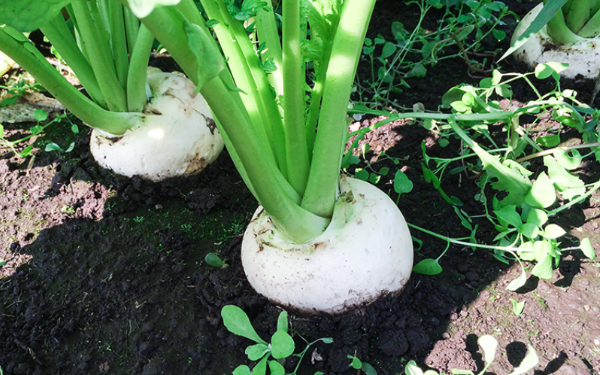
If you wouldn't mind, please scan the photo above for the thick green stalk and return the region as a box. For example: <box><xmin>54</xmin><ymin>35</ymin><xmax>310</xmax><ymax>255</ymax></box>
<box><xmin>123</xmin><ymin>6</ymin><xmax>140</xmax><ymax>55</ymax></box>
<box><xmin>109</xmin><ymin>1</ymin><xmax>130</xmax><ymax>89</ymax></box>
<box><xmin>282</xmin><ymin>0</ymin><xmax>310</xmax><ymax>195</ymax></box>
<box><xmin>564</xmin><ymin>0</ymin><xmax>590</xmax><ymax>33</ymax></box>
<box><xmin>71</xmin><ymin>0</ymin><xmax>127</xmax><ymax>112</ymax></box>
<box><xmin>201</xmin><ymin>76</ymin><xmax>328</xmax><ymax>242</ymax></box>
<box><xmin>0</xmin><ymin>27</ymin><xmax>142</xmax><ymax>134</ymax></box>
<box><xmin>301</xmin><ymin>0</ymin><xmax>376</xmax><ymax>218</ymax></box>
<box><xmin>199</xmin><ymin>0</ymin><xmax>285</xmax><ymax>174</ymax></box>
<box><xmin>40</xmin><ymin>16</ymin><xmax>106</xmax><ymax>107</ymax></box>
<box><xmin>578</xmin><ymin>4</ymin><xmax>600</xmax><ymax>37</ymax></box>
<box><xmin>546</xmin><ymin>7</ymin><xmax>584</xmax><ymax>43</ymax></box>
<box><xmin>256</xmin><ymin>6</ymin><xmax>284</xmax><ymax>102</ymax></box>
<box><xmin>126</xmin><ymin>24</ymin><xmax>154</xmax><ymax>112</ymax></box>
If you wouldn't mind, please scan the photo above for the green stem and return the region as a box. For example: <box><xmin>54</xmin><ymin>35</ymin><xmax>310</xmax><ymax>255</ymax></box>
<box><xmin>578</xmin><ymin>4</ymin><xmax>600</xmax><ymax>37</ymax></box>
<box><xmin>126</xmin><ymin>24</ymin><xmax>154</xmax><ymax>112</ymax></box>
<box><xmin>546</xmin><ymin>7</ymin><xmax>584</xmax><ymax>44</ymax></box>
<box><xmin>71</xmin><ymin>0</ymin><xmax>127</xmax><ymax>112</ymax></box>
<box><xmin>0</xmin><ymin>26</ymin><xmax>142</xmax><ymax>134</ymax></box>
<box><xmin>40</xmin><ymin>15</ymin><xmax>106</xmax><ymax>107</ymax></box>
<box><xmin>123</xmin><ymin>6</ymin><xmax>140</xmax><ymax>56</ymax></box>
<box><xmin>564</xmin><ymin>0</ymin><xmax>590</xmax><ymax>33</ymax></box>
<box><xmin>547</xmin><ymin>178</ymin><xmax>600</xmax><ymax>216</ymax></box>
<box><xmin>282</xmin><ymin>0</ymin><xmax>310</xmax><ymax>195</ymax></box>
<box><xmin>109</xmin><ymin>0</ymin><xmax>130</xmax><ymax>89</ymax></box>
<box><xmin>299</xmin><ymin>0</ymin><xmax>378</xmax><ymax>218</ymax></box>
<box><xmin>256</xmin><ymin>6</ymin><xmax>284</xmax><ymax>102</ymax></box>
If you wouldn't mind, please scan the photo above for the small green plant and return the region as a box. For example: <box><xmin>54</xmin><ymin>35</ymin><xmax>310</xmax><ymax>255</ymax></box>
<box><xmin>510</xmin><ymin>299</ymin><xmax>525</xmax><ymax>316</ymax></box>
<box><xmin>404</xmin><ymin>335</ymin><xmax>538</xmax><ymax>375</ymax></box>
<box><xmin>60</xmin><ymin>205</ymin><xmax>76</xmax><ymax>215</ymax></box>
<box><xmin>133</xmin><ymin>216</ymin><xmax>145</xmax><ymax>223</ymax></box>
<box><xmin>221</xmin><ymin>305</ymin><xmax>333</xmax><ymax>375</ymax></box>
<box><xmin>347</xmin><ymin>352</ymin><xmax>378</xmax><ymax>375</ymax></box>
<box><xmin>0</xmin><ymin>109</ymin><xmax>60</xmax><ymax>158</ymax></box>
<box><xmin>204</xmin><ymin>252</ymin><xmax>227</xmax><ymax>268</ymax></box>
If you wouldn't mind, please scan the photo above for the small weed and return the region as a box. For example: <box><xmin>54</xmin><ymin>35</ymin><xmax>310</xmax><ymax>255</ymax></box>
<box><xmin>133</xmin><ymin>216</ymin><xmax>145</xmax><ymax>223</ymax></box>
<box><xmin>60</xmin><ymin>205</ymin><xmax>75</xmax><ymax>215</ymax></box>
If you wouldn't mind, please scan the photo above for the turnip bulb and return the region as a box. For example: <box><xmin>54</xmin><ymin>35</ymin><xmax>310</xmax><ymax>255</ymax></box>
<box><xmin>90</xmin><ymin>72</ymin><xmax>224</xmax><ymax>181</ymax></box>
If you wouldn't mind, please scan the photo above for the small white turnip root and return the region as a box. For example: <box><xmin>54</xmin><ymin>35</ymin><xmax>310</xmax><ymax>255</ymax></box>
<box><xmin>90</xmin><ymin>72</ymin><xmax>224</xmax><ymax>181</ymax></box>
<box><xmin>241</xmin><ymin>176</ymin><xmax>414</xmax><ymax>314</ymax></box>
<box><xmin>512</xmin><ymin>3</ymin><xmax>600</xmax><ymax>79</ymax></box>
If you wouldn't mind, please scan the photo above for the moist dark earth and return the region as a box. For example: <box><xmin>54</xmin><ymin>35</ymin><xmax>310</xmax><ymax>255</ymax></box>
<box><xmin>1</xmin><ymin>1</ymin><xmax>600</xmax><ymax>374</ymax></box>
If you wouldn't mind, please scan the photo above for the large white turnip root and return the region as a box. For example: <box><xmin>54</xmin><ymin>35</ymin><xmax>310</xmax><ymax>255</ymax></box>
<box><xmin>512</xmin><ymin>3</ymin><xmax>600</xmax><ymax>79</ymax></box>
<box><xmin>90</xmin><ymin>72</ymin><xmax>224</xmax><ymax>181</ymax></box>
<box><xmin>241</xmin><ymin>176</ymin><xmax>414</xmax><ymax>314</ymax></box>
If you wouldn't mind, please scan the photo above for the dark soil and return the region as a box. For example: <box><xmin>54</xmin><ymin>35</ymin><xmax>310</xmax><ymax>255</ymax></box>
<box><xmin>1</xmin><ymin>1</ymin><xmax>599</xmax><ymax>375</ymax></box>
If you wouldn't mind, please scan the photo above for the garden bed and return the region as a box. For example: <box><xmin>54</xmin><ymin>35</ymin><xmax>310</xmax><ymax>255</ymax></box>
<box><xmin>0</xmin><ymin>1</ymin><xmax>599</xmax><ymax>374</ymax></box>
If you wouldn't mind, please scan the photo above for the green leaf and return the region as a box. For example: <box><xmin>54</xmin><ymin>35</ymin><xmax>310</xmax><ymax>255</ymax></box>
<box><xmin>379</xmin><ymin>167</ymin><xmax>390</xmax><ymax>176</ymax></box>
<box><xmin>348</xmin><ymin>355</ymin><xmax>362</xmax><ymax>369</ymax></box>
<box><xmin>511</xmin><ymin>299</ymin><xmax>525</xmax><ymax>316</ymax></box>
<box><xmin>495</xmin><ymin>205</ymin><xmax>522</xmax><ymax>229</ymax></box>
<box><xmin>221</xmin><ymin>305</ymin><xmax>267</xmax><ymax>345</ymax></box>
<box><xmin>355</xmin><ymin>169</ymin><xmax>369</xmax><ymax>181</ymax></box>
<box><xmin>507</xmin><ymin>345</ymin><xmax>539</xmax><ymax>375</ymax></box>
<box><xmin>451</xmin><ymin>371</ymin><xmax>474</xmax><ymax>375</ymax></box>
<box><xmin>233</xmin><ymin>365</ymin><xmax>252</xmax><ymax>375</ymax></box>
<box><xmin>541</xmin><ymin>224</ymin><xmax>566</xmax><ymax>239</ymax></box>
<box><xmin>413</xmin><ymin>258</ymin><xmax>442</xmax><ymax>275</ymax></box>
<box><xmin>276</xmin><ymin>311</ymin><xmax>288</xmax><ymax>333</ymax></box>
<box><xmin>246</xmin><ymin>344</ymin><xmax>270</xmax><ymax>361</ymax></box>
<box><xmin>535</xmin><ymin>134</ymin><xmax>560</xmax><ymax>147</ymax></box>
<box><xmin>533</xmin><ymin>240</ymin><xmax>552</xmax><ymax>262</ymax></box>
<box><xmin>0</xmin><ymin>123</ymin><xmax>4</xmax><ymax>137</ymax></box>
<box><xmin>393</xmin><ymin>170</ymin><xmax>413</xmax><ymax>196</ymax></box>
<box><xmin>0</xmin><ymin>0</ymin><xmax>74</xmax><ymax>31</ymax></box>
<box><xmin>506</xmin><ymin>270</ymin><xmax>527</xmax><ymax>291</ymax></box>
<box><xmin>126</xmin><ymin>0</ymin><xmax>182</xmax><ymax>18</ymax></box>
<box><xmin>206</xmin><ymin>19</ymin><xmax>219</xmax><ymax>28</ymax></box>
<box><xmin>268</xmin><ymin>361</ymin><xmax>285</xmax><ymax>375</ymax></box>
<box><xmin>250</xmin><ymin>356</ymin><xmax>268</xmax><ymax>375</ymax></box>
<box><xmin>260</xmin><ymin>58</ymin><xmax>277</xmax><ymax>73</ymax></box>
<box><xmin>270</xmin><ymin>331</ymin><xmax>294</xmax><ymax>359</ymax></box>
<box><xmin>45</xmin><ymin>143</ymin><xmax>63</xmax><ymax>152</ymax></box>
<box><xmin>381</xmin><ymin>42</ymin><xmax>396</xmax><ymax>59</ymax></box>
<box><xmin>478</xmin><ymin>335</ymin><xmax>498</xmax><ymax>372</ymax></box>
<box><xmin>205</xmin><ymin>252</ymin><xmax>224</xmax><ymax>267</ymax></box>
<box><xmin>491</xmin><ymin>69</ymin><xmax>502</xmax><ymax>85</ymax></box>
<box><xmin>520</xmin><ymin>223</ymin><xmax>539</xmax><ymax>239</ymax></box>
<box><xmin>544</xmin><ymin>156</ymin><xmax>585</xmax><ymax>201</ymax></box>
<box><xmin>580</xmin><ymin>238</ymin><xmax>595</xmax><ymax>260</ymax></box>
<box><xmin>33</xmin><ymin>108</ymin><xmax>48</xmax><ymax>122</ymax></box>
<box><xmin>553</xmin><ymin>148</ymin><xmax>582</xmax><ymax>170</ymax></box>
<box><xmin>71</xmin><ymin>123</ymin><xmax>79</xmax><ymax>134</ymax></box>
<box><xmin>492</xmin><ymin>29</ymin><xmax>506</xmax><ymax>41</ymax></box>
<box><xmin>361</xmin><ymin>362</ymin><xmax>378</xmax><ymax>375</ymax></box>
<box><xmin>524</xmin><ymin>172</ymin><xmax>556</xmax><ymax>208</ymax></box>
<box><xmin>405</xmin><ymin>361</ymin><xmax>424</xmax><ymax>375</ymax></box>
<box><xmin>17</xmin><ymin>144</ymin><xmax>33</xmax><ymax>157</ymax></box>
<box><xmin>183</xmin><ymin>21</ymin><xmax>227</xmax><ymax>92</ymax></box>
<box><xmin>321</xmin><ymin>337</ymin><xmax>334</xmax><ymax>344</ymax></box>
<box><xmin>0</xmin><ymin>258</ymin><xmax>6</xmax><ymax>267</ymax></box>
<box><xmin>406</xmin><ymin>63</ymin><xmax>427</xmax><ymax>78</ymax></box>
<box><xmin>526</xmin><ymin>209</ymin><xmax>548</xmax><ymax>227</ymax></box>
<box><xmin>531</xmin><ymin>254</ymin><xmax>553</xmax><ymax>279</ymax></box>
<box><xmin>495</xmin><ymin>84</ymin><xmax>512</xmax><ymax>98</ymax></box>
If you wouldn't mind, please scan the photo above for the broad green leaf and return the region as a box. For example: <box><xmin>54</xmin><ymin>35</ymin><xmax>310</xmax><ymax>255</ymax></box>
<box><xmin>233</xmin><ymin>365</ymin><xmax>252</xmax><ymax>375</ymax></box>
<box><xmin>270</xmin><ymin>331</ymin><xmax>294</xmax><ymax>359</ymax></box>
<box><xmin>507</xmin><ymin>345</ymin><xmax>539</xmax><ymax>375</ymax></box>
<box><xmin>533</xmin><ymin>240</ymin><xmax>552</xmax><ymax>262</ymax></box>
<box><xmin>553</xmin><ymin>148</ymin><xmax>582</xmax><ymax>170</ymax></box>
<box><xmin>495</xmin><ymin>84</ymin><xmax>512</xmax><ymax>98</ymax></box>
<box><xmin>491</xmin><ymin>69</ymin><xmax>502</xmax><ymax>85</ymax></box>
<box><xmin>268</xmin><ymin>361</ymin><xmax>285</xmax><ymax>375</ymax></box>
<box><xmin>33</xmin><ymin>109</ymin><xmax>48</xmax><ymax>122</ymax></box>
<box><xmin>183</xmin><ymin>21</ymin><xmax>226</xmax><ymax>92</ymax></box>
<box><xmin>413</xmin><ymin>258</ymin><xmax>442</xmax><ymax>275</ymax></box>
<box><xmin>45</xmin><ymin>143</ymin><xmax>63</xmax><ymax>152</ymax></box>
<box><xmin>205</xmin><ymin>252</ymin><xmax>224</xmax><ymax>267</ymax></box>
<box><xmin>531</xmin><ymin>254</ymin><xmax>553</xmax><ymax>279</ymax></box>
<box><xmin>0</xmin><ymin>0</ymin><xmax>74</xmax><ymax>32</ymax></box>
<box><xmin>381</xmin><ymin>42</ymin><xmax>396</xmax><ymax>59</ymax></box>
<box><xmin>126</xmin><ymin>0</ymin><xmax>181</xmax><ymax>18</ymax></box>
<box><xmin>478</xmin><ymin>335</ymin><xmax>498</xmax><ymax>372</ymax></box>
<box><xmin>405</xmin><ymin>361</ymin><xmax>424</xmax><ymax>375</ymax></box>
<box><xmin>379</xmin><ymin>167</ymin><xmax>390</xmax><ymax>176</ymax></box>
<box><xmin>250</xmin><ymin>356</ymin><xmax>268</xmax><ymax>375</ymax></box>
<box><xmin>394</xmin><ymin>170</ymin><xmax>413</xmax><ymax>196</ymax></box>
<box><xmin>495</xmin><ymin>205</ymin><xmax>522</xmax><ymax>229</ymax></box>
<box><xmin>348</xmin><ymin>355</ymin><xmax>362</xmax><ymax>369</ymax></box>
<box><xmin>276</xmin><ymin>311</ymin><xmax>288</xmax><ymax>333</ymax></box>
<box><xmin>580</xmin><ymin>238</ymin><xmax>595</xmax><ymax>260</ymax></box>
<box><xmin>535</xmin><ymin>134</ymin><xmax>560</xmax><ymax>147</ymax></box>
<box><xmin>506</xmin><ymin>270</ymin><xmax>527</xmax><ymax>291</ymax></box>
<box><xmin>511</xmin><ymin>299</ymin><xmax>525</xmax><ymax>316</ymax></box>
<box><xmin>499</xmin><ymin>0</ymin><xmax>569</xmax><ymax>61</ymax></box>
<box><xmin>17</xmin><ymin>145</ymin><xmax>33</xmax><ymax>157</ymax></box>
<box><xmin>406</xmin><ymin>63</ymin><xmax>427</xmax><ymax>78</ymax></box>
<box><xmin>245</xmin><ymin>344</ymin><xmax>270</xmax><ymax>361</ymax></box>
<box><xmin>221</xmin><ymin>305</ymin><xmax>267</xmax><ymax>345</ymax></box>
<box><xmin>526</xmin><ymin>209</ymin><xmax>548</xmax><ymax>227</ymax></box>
<box><xmin>361</xmin><ymin>362</ymin><xmax>378</xmax><ymax>375</ymax></box>
<box><xmin>524</xmin><ymin>172</ymin><xmax>556</xmax><ymax>208</ymax></box>
<box><xmin>520</xmin><ymin>223</ymin><xmax>539</xmax><ymax>239</ymax></box>
<box><xmin>544</xmin><ymin>156</ymin><xmax>585</xmax><ymax>200</ymax></box>
<box><xmin>541</xmin><ymin>224</ymin><xmax>566</xmax><ymax>239</ymax></box>
<box><xmin>355</xmin><ymin>169</ymin><xmax>369</xmax><ymax>181</ymax></box>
